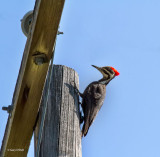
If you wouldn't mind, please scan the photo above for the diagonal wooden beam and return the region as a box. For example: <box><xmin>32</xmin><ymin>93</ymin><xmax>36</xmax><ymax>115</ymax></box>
<box><xmin>0</xmin><ymin>0</ymin><xmax>65</xmax><ymax>156</ymax></box>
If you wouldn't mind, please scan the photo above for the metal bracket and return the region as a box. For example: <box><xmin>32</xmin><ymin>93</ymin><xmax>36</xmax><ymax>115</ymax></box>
<box><xmin>57</xmin><ymin>31</ymin><xmax>63</xmax><ymax>35</ymax></box>
<box><xmin>2</xmin><ymin>105</ymin><xmax>13</xmax><ymax>114</ymax></box>
<box><xmin>32</xmin><ymin>52</ymin><xmax>48</xmax><ymax>65</ymax></box>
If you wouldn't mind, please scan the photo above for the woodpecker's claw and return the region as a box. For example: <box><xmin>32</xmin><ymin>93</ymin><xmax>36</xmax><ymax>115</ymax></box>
<box><xmin>71</xmin><ymin>81</ymin><xmax>83</xmax><ymax>98</ymax></box>
<box><xmin>80</xmin><ymin>112</ymin><xmax>84</xmax><ymax>124</ymax></box>
<box><xmin>78</xmin><ymin>101</ymin><xmax>82</xmax><ymax>105</ymax></box>
<box><xmin>71</xmin><ymin>81</ymin><xmax>84</xmax><ymax>124</ymax></box>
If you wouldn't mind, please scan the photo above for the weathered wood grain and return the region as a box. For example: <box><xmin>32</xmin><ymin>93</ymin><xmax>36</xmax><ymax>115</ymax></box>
<box><xmin>34</xmin><ymin>65</ymin><xmax>82</xmax><ymax>157</ymax></box>
<box><xmin>0</xmin><ymin>0</ymin><xmax>65</xmax><ymax>156</ymax></box>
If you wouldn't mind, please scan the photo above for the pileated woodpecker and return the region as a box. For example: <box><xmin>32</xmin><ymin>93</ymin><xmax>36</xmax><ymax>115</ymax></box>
<box><xmin>77</xmin><ymin>65</ymin><xmax>120</xmax><ymax>137</ymax></box>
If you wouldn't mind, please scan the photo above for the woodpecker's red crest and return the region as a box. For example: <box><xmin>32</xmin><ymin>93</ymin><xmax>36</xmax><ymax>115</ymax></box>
<box><xmin>110</xmin><ymin>67</ymin><xmax>120</xmax><ymax>76</ymax></box>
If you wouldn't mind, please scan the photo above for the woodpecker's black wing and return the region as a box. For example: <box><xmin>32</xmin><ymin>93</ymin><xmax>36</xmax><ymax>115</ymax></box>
<box><xmin>81</xmin><ymin>81</ymin><xmax>106</xmax><ymax>137</ymax></box>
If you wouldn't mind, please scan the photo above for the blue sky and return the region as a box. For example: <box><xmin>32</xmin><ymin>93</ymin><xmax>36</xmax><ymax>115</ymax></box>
<box><xmin>1</xmin><ymin>0</ymin><xmax>160</xmax><ymax>156</ymax></box>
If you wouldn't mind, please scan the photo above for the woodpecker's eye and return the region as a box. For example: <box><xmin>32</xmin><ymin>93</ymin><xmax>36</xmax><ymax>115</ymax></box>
<box><xmin>107</xmin><ymin>67</ymin><xmax>114</xmax><ymax>74</ymax></box>
<box><xmin>102</xmin><ymin>67</ymin><xmax>114</xmax><ymax>75</ymax></box>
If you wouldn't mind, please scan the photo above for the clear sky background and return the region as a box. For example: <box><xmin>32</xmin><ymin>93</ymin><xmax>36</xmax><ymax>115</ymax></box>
<box><xmin>0</xmin><ymin>0</ymin><xmax>160</xmax><ymax>157</ymax></box>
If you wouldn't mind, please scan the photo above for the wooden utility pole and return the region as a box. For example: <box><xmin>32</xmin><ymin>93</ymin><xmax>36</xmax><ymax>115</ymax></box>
<box><xmin>34</xmin><ymin>65</ymin><xmax>82</xmax><ymax>157</ymax></box>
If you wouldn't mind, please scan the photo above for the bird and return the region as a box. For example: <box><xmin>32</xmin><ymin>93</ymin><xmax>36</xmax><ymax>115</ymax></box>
<box><xmin>77</xmin><ymin>65</ymin><xmax>120</xmax><ymax>137</ymax></box>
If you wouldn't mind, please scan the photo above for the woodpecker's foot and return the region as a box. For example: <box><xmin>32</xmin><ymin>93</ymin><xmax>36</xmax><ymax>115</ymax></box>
<box><xmin>80</xmin><ymin>112</ymin><xmax>84</xmax><ymax>124</ymax></box>
<box><xmin>71</xmin><ymin>81</ymin><xmax>83</xmax><ymax>98</ymax></box>
<box><xmin>78</xmin><ymin>101</ymin><xmax>82</xmax><ymax>105</ymax></box>
<box><xmin>75</xmin><ymin>87</ymin><xmax>83</xmax><ymax>98</ymax></box>
<box><xmin>80</xmin><ymin>116</ymin><xmax>84</xmax><ymax>124</ymax></box>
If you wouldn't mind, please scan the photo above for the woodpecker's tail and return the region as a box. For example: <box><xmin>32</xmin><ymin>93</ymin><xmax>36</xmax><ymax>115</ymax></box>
<box><xmin>82</xmin><ymin>120</ymin><xmax>90</xmax><ymax>137</ymax></box>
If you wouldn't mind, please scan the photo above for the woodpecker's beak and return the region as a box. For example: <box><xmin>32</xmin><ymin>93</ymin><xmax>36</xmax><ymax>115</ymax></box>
<box><xmin>92</xmin><ymin>65</ymin><xmax>100</xmax><ymax>70</ymax></box>
<box><xmin>92</xmin><ymin>65</ymin><xmax>103</xmax><ymax>74</ymax></box>
<box><xmin>92</xmin><ymin>65</ymin><xmax>112</xmax><ymax>79</ymax></box>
